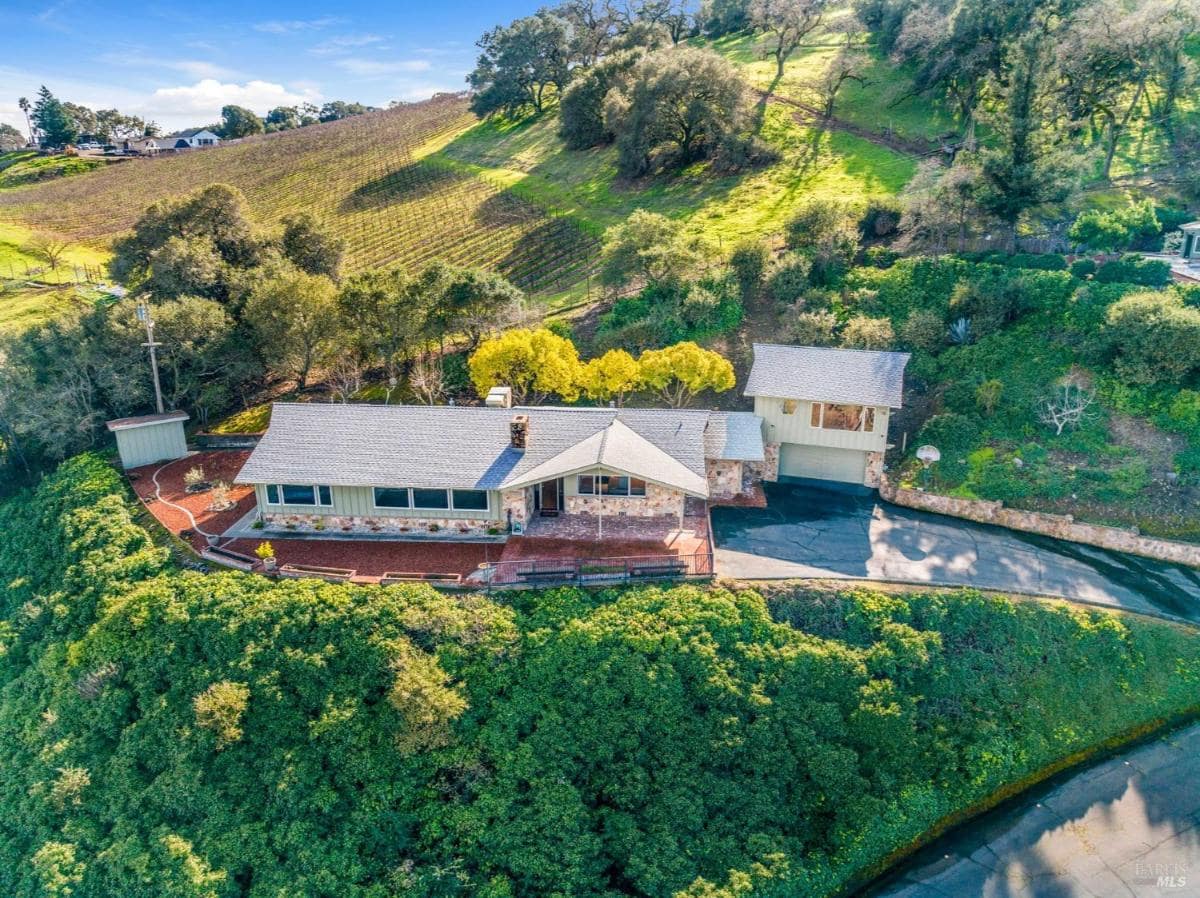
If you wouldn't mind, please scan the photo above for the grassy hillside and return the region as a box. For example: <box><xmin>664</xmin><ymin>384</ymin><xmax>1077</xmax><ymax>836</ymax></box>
<box><xmin>0</xmin><ymin>96</ymin><xmax>600</xmax><ymax>298</ymax></box>
<box><xmin>2</xmin><ymin>453</ymin><xmax>1198</xmax><ymax>897</ymax></box>
<box><xmin>0</xmin><ymin>221</ymin><xmax>113</xmax><ymax>332</ymax></box>
<box><xmin>0</xmin><ymin>151</ymin><xmax>108</xmax><ymax>189</ymax></box>
<box><xmin>0</xmin><ymin>43</ymin><xmax>927</xmax><ymax>315</ymax></box>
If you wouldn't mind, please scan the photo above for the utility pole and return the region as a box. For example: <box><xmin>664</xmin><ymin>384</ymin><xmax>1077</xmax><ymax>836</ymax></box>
<box><xmin>136</xmin><ymin>303</ymin><xmax>165</xmax><ymax>414</ymax></box>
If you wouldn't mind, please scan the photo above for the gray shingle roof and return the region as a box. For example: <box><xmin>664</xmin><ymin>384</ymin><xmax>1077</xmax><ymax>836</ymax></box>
<box><xmin>703</xmin><ymin>412</ymin><xmax>765</xmax><ymax>462</ymax></box>
<box><xmin>235</xmin><ymin>403</ymin><xmax>763</xmax><ymax>493</ymax></box>
<box><xmin>744</xmin><ymin>343</ymin><xmax>911</xmax><ymax>408</ymax></box>
<box><xmin>503</xmin><ymin>419</ymin><xmax>709</xmax><ymax>495</ymax></box>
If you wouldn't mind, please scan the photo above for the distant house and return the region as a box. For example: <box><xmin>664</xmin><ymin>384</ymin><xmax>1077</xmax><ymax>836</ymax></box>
<box><xmin>166</xmin><ymin>128</ymin><xmax>221</xmax><ymax>149</ymax></box>
<box><xmin>745</xmin><ymin>343</ymin><xmax>910</xmax><ymax>487</ymax></box>
<box><xmin>120</xmin><ymin>136</ymin><xmax>161</xmax><ymax>155</ymax></box>
<box><xmin>235</xmin><ymin>402</ymin><xmax>767</xmax><ymax>537</ymax></box>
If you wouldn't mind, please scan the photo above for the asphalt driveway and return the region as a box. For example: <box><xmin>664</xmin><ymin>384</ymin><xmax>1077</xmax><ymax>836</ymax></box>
<box><xmin>862</xmin><ymin>722</ymin><xmax>1200</xmax><ymax>897</ymax></box>
<box><xmin>712</xmin><ymin>482</ymin><xmax>1200</xmax><ymax>622</ymax></box>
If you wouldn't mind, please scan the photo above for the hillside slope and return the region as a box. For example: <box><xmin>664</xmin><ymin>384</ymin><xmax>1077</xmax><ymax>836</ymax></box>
<box><xmin>0</xmin><ymin>95</ymin><xmax>600</xmax><ymax>297</ymax></box>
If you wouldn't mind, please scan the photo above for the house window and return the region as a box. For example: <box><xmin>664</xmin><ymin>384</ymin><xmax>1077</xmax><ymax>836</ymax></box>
<box><xmin>373</xmin><ymin>487</ymin><xmax>410</xmax><ymax>509</ymax></box>
<box><xmin>451</xmin><ymin>489</ymin><xmax>489</xmax><ymax>511</ymax></box>
<box><xmin>811</xmin><ymin>403</ymin><xmax>875</xmax><ymax>432</ymax></box>
<box><xmin>782</xmin><ymin>399</ymin><xmax>798</xmax><ymax>415</ymax></box>
<box><xmin>577</xmin><ymin>475</ymin><xmax>647</xmax><ymax>497</ymax></box>
<box><xmin>275</xmin><ymin>484</ymin><xmax>333</xmax><ymax>506</ymax></box>
<box><xmin>412</xmin><ymin>488</ymin><xmax>450</xmax><ymax>510</ymax></box>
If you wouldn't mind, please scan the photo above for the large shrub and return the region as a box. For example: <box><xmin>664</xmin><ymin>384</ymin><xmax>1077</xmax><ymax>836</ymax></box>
<box><xmin>1101</xmin><ymin>291</ymin><xmax>1200</xmax><ymax>385</ymax></box>
<box><xmin>1094</xmin><ymin>254</ymin><xmax>1172</xmax><ymax>287</ymax></box>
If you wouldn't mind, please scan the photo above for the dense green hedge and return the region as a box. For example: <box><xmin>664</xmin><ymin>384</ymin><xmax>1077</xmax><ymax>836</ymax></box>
<box><xmin>2</xmin><ymin>456</ymin><xmax>1199</xmax><ymax>897</ymax></box>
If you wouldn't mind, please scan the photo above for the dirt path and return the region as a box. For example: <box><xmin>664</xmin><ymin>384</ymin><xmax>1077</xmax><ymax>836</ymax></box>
<box><xmin>755</xmin><ymin>88</ymin><xmax>941</xmax><ymax>158</ymax></box>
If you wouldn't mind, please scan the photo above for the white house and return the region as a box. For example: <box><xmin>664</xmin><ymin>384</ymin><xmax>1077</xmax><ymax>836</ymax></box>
<box><xmin>167</xmin><ymin>129</ymin><xmax>222</xmax><ymax>149</ymax></box>
<box><xmin>120</xmin><ymin>137</ymin><xmax>162</xmax><ymax>155</ymax></box>
<box><xmin>745</xmin><ymin>343</ymin><xmax>910</xmax><ymax>488</ymax></box>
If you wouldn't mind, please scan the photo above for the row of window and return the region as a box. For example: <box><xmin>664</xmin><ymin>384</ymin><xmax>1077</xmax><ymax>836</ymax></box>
<box><xmin>265</xmin><ymin>484</ymin><xmax>332</xmax><ymax>506</ymax></box>
<box><xmin>577</xmin><ymin>474</ymin><xmax>647</xmax><ymax>497</ymax></box>
<box><xmin>781</xmin><ymin>400</ymin><xmax>876</xmax><ymax>433</ymax></box>
<box><xmin>372</xmin><ymin>487</ymin><xmax>489</xmax><ymax>511</ymax></box>
<box><xmin>262</xmin><ymin>484</ymin><xmax>490</xmax><ymax>512</ymax></box>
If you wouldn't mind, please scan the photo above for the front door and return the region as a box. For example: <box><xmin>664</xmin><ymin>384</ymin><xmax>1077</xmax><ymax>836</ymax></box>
<box><xmin>539</xmin><ymin>479</ymin><xmax>562</xmax><ymax>515</ymax></box>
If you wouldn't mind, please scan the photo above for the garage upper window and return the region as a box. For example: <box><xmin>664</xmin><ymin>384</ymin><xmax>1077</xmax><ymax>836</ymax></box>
<box><xmin>782</xmin><ymin>399</ymin><xmax>798</xmax><ymax>415</ymax></box>
<box><xmin>811</xmin><ymin>403</ymin><xmax>875</xmax><ymax>432</ymax></box>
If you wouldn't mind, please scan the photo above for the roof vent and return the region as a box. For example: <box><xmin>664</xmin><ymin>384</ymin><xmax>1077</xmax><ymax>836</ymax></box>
<box><xmin>510</xmin><ymin>414</ymin><xmax>529</xmax><ymax>451</ymax></box>
<box><xmin>486</xmin><ymin>386</ymin><xmax>513</xmax><ymax>409</ymax></box>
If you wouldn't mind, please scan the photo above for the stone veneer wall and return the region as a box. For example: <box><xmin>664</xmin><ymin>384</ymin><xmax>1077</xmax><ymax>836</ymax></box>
<box><xmin>263</xmin><ymin>512</ymin><xmax>500</xmax><ymax>537</ymax></box>
<box><xmin>879</xmin><ymin>476</ymin><xmax>1200</xmax><ymax>568</ymax></box>
<box><xmin>501</xmin><ymin>488</ymin><xmax>531</xmax><ymax>528</ymax></box>
<box><xmin>864</xmin><ymin>451</ymin><xmax>885</xmax><ymax>488</ymax></box>
<box><xmin>705</xmin><ymin>460</ymin><xmax>744</xmax><ymax>499</ymax></box>
<box><xmin>566</xmin><ymin>482</ymin><xmax>685</xmax><ymax>518</ymax></box>
<box><xmin>746</xmin><ymin>443</ymin><xmax>780</xmax><ymax>483</ymax></box>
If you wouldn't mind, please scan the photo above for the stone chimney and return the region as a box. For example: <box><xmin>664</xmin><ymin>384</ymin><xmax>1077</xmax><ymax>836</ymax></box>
<box><xmin>485</xmin><ymin>386</ymin><xmax>513</xmax><ymax>409</ymax></box>
<box><xmin>510</xmin><ymin>414</ymin><xmax>529</xmax><ymax>451</ymax></box>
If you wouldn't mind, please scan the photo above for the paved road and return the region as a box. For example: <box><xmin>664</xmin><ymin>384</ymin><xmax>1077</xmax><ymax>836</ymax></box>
<box><xmin>712</xmin><ymin>482</ymin><xmax>1200</xmax><ymax>622</ymax></box>
<box><xmin>862</xmin><ymin>723</ymin><xmax>1200</xmax><ymax>898</ymax></box>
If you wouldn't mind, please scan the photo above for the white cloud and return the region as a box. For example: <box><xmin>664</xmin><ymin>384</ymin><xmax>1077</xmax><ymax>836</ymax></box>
<box><xmin>253</xmin><ymin>17</ymin><xmax>340</xmax><ymax>35</ymax></box>
<box><xmin>333</xmin><ymin>58</ymin><xmax>432</xmax><ymax>78</ymax></box>
<box><xmin>141</xmin><ymin>79</ymin><xmax>323</xmax><ymax>122</ymax></box>
<box><xmin>310</xmin><ymin>33</ymin><xmax>387</xmax><ymax>56</ymax></box>
<box><xmin>96</xmin><ymin>52</ymin><xmax>242</xmax><ymax>82</ymax></box>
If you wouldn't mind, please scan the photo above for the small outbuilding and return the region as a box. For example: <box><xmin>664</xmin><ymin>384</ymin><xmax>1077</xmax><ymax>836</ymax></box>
<box><xmin>1179</xmin><ymin>221</ymin><xmax>1200</xmax><ymax>262</ymax></box>
<box><xmin>106</xmin><ymin>411</ymin><xmax>190</xmax><ymax>470</ymax></box>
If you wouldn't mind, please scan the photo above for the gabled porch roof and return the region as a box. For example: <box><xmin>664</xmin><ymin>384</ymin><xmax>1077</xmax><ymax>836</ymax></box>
<box><xmin>501</xmin><ymin>419</ymin><xmax>710</xmax><ymax>498</ymax></box>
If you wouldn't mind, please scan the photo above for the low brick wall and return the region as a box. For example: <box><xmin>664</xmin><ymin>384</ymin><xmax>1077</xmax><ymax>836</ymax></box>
<box><xmin>879</xmin><ymin>476</ymin><xmax>1200</xmax><ymax>568</ymax></box>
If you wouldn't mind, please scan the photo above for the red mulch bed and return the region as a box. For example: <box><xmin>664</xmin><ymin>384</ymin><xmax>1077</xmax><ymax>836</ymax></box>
<box><xmin>128</xmin><ymin>450</ymin><xmax>255</xmax><ymax>550</ymax></box>
<box><xmin>223</xmin><ymin>537</ymin><xmax>498</xmax><ymax>580</ymax></box>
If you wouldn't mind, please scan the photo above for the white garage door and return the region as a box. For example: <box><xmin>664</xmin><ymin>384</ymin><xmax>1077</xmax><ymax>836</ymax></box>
<box><xmin>779</xmin><ymin>444</ymin><xmax>868</xmax><ymax>485</ymax></box>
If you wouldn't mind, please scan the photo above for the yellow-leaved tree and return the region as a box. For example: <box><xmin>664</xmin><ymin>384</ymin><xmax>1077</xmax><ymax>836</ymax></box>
<box><xmin>469</xmin><ymin>327</ymin><xmax>582</xmax><ymax>404</ymax></box>
<box><xmin>637</xmin><ymin>342</ymin><xmax>735</xmax><ymax>408</ymax></box>
<box><xmin>580</xmin><ymin>349</ymin><xmax>640</xmax><ymax>406</ymax></box>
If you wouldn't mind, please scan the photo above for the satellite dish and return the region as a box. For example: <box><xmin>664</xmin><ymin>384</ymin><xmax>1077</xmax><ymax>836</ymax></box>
<box><xmin>916</xmin><ymin>445</ymin><xmax>941</xmax><ymax>467</ymax></box>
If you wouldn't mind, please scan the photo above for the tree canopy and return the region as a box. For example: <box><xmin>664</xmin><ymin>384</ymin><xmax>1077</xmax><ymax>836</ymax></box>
<box><xmin>3</xmin><ymin>455</ymin><xmax>1200</xmax><ymax>897</ymax></box>
<box><xmin>604</xmin><ymin>46</ymin><xmax>751</xmax><ymax>177</ymax></box>
<box><xmin>468</xmin><ymin>10</ymin><xmax>572</xmax><ymax>118</ymax></box>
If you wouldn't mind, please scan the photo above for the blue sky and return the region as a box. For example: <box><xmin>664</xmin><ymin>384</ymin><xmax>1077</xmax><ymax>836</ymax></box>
<box><xmin>1</xmin><ymin>1</ymin><xmax>534</xmax><ymax>134</ymax></box>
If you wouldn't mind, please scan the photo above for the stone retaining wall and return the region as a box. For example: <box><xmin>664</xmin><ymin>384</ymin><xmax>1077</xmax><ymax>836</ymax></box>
<box><xmin>195</xmin><ymin>432</ymin><xmax>262</xmax><ymax>450</ymax></box>
<box><xmin>879</xmin><ymin>476</ymin><xmax>1200</xmax><ymax>568</ymax></box>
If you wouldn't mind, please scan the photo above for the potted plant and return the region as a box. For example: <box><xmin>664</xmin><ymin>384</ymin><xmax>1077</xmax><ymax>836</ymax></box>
<box><xmin>255</xmin><ymin>541</ymin><xmax>277</xmax><ymax>571</ymax></box>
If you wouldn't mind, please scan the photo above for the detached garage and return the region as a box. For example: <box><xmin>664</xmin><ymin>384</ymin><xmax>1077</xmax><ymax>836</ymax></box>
<box><xmin>745</xmin><ymin>343</ymin><xmax>911</xmax><ymax>488</ymax></box>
